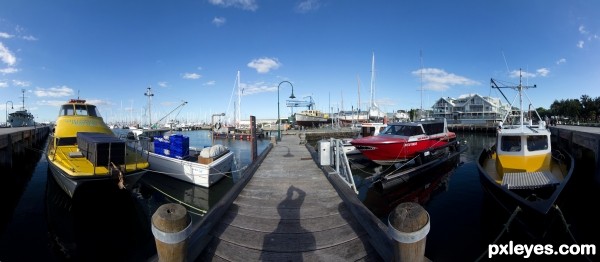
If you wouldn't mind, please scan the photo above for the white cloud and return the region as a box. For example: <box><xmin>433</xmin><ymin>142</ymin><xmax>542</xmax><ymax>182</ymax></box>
<box><xmin>0</xmin><ymin>67</ymin><xmax>18</xmax><ymax>74</ymax></box>
<box><xmin>208</xmin><ymin>0</ymin><xmax>258</xmax><ymax>11</ymax></box>
<box><xmin>158</xmin><ymin>81</ymin><xmax>168</xmax><ymax>87</ymax></box>
<box><xmin>536</xmin><ymin>68</ymin><xmax>549</xmax><ymax>77</ymax></box>
<box><xmin>556</xmin><ymin>58</ymin><xmax>566</xmax><ymax>65</ymax></box>
<box><xmin>577</xmin><ymin>40</ymin><xmax>584</xmax><ymax>48</ymax></box>
<box><xmin>34</xmin><ymin>86</ymin><xmax>74</xmax><ymax>97</ymax></box>
<box><xmin>296</xmin><ymin>0</ymin><xmax>321</xmax><ymax>13</ymax></box>
<box><xmin>0</xmin><ymin>42</ymin><xmax>17</xmax><ymax>66</ymax></box>
<box><xmin>212</xmin><ymin>17</ymin><xmax>226</xmax><ymax>27</ymax></box>
<box><xmin>247</xmin><ymin>57</ymin><xmax>281</xmax><ymax>74</ymax></box>
<box><xmin>203</xmin><ymin>80</ymin><xmax>216</xmax><ymax>86</ymax></box>
<box><xmin>0</xmin><ymin>80</ymin><xmax>8</xmax><ymax>88</ymax></box>
<box><xmin>508</xmin><ymin>68</ymin><xmax>549</xmax><ymax>78</ymax></box>
<box><xmin>22</xmin><ymin>35</ymin><xmax>37</xmax><ymax>41</ymax></box>
<box><xmin>12</xmin><ymin>80</ymin><xmax>30</xmax><ymax>87</ymax></box>
<box><xmin>182</xmin><ymin>73</ymin><xmax>201</xmax><ymax>79</ymax></box>
<box><xmin>411</xmin><ymin>68</ymin><xmax>479</xmax><ymax>91</ymax></box>
<box><xmin>579</xmin><ymin>25</ymin><xmax>588</xmax><ymax>34</ymax></box>
<box><xmin>0</xmin><ymin>32</ymin><xmax>14</xmax><ymax>39</ymax></box>
<box><xmin>237</xmin><ymin>81</ymin><xmax>273</xmax><ymax>95</ymax></box>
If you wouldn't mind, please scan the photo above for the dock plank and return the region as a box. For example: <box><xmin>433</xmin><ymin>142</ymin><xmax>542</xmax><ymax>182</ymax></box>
<box><xmin>198</xmin><ymin>134</ymin><xmax>385</xmax><ymax>261</ymax></box>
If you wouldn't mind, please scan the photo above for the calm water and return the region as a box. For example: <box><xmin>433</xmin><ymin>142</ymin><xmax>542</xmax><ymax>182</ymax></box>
<box><xmin>0</xmin><ymin>130</ymin><xmax>598</xmax><ymax>261</ymax></box>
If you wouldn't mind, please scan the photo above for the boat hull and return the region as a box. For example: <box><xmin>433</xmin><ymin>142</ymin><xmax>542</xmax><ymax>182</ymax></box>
<box><xmin>47</xmin><ymin>160</ymin><xmax>146</xmax><ymax>198</ymax></box>
<box><xmin>375</xmin><ymin>141</ymin><xmax>466</xmax><ymax>193</ymax></box>
<box><xmin>477</xmin><ymin>147</ymin><xmax>574</xmax><ymax>238</ymax></box>
<box><xmin>144</xmin><ymin>149</ymin><xmax>234</xmax><ymax>187</ymax></box>
<box><xmin>351</xmin><ymin>135</ymin><xmax>456</xmax><ymax>165</ymax></box>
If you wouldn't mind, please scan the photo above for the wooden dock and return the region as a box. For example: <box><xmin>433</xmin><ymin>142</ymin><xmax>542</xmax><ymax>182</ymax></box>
<box><xmin>0</xmin><ymin>126</ymin><xmax>50</xmax><ymax>168</ymax></box>
<box><xmin>181</xmin><ymin>134</ymin><xmax>391</xmax><ymax>261</ymax></box>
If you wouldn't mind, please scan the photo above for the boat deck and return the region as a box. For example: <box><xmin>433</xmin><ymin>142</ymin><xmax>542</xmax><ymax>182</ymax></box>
<box><xmin>199</xmin><ymin>135</ymin><xmax>385</xmax><ymax>261</ymax></box>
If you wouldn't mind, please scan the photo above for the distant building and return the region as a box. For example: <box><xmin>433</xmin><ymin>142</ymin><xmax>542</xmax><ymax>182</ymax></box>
<box><xmin>431</xmin><ymin>94</ymin><xmax>512</xmax><ymax>125</ymax></box>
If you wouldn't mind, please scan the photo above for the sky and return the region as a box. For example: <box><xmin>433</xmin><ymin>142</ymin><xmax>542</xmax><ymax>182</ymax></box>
<box><xmin>1</xmin><ymin>0</ymin><xmax>599</xmax><ymax>125</ymax></box>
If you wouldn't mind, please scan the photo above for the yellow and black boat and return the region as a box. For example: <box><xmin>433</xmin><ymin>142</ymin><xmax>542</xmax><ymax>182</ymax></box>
<box><xmin>477</xmin><ymin>72</ymin><xmax>574</xmax><ymax>237</ymax></box>
<box><xmin>46</xmin><ymin>98</ymin><xmax>149</xmax><ymax>198</ymax></box>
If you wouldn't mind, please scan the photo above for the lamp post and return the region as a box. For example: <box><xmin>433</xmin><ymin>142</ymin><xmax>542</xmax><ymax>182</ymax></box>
<box><xmin>5</xmin><ymin>101</ymin><xmax>13</xmax><ymax>127</ymax></box>
<box><xmin>277</xmin><ymin>81</ymin><xmax>295</xmax><ymax>141</ymax></box>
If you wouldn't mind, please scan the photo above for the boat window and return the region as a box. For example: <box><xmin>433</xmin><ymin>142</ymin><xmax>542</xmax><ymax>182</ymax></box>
<box><xmin>87</xmin><ymin>105</ymin><xmax>101</xmax><ymax>117</ymax></box>
<box><xmin>501</xmin><ymin>136</ymin><xmax>521</xmax><ymax>152</ymax></box>
<box><xmin>527</xmin><ymin>135</ymin><xmax>548</xmax><ymax>151</ymax></box>
<box><xmin>57</xmin><ymin>137</ymin><xmax>77</xmax><ymax>146</ymax></box>
<box><xmin>75</xmin><ymin>105</ymin><xmax>88</xmax><ymax>116</ymax></box>
<box><xmin>423</xmin><ymin>122</ymin><xmax>443</xmax><ymax>135</ymax></box>
<box><xmin>60</xmin><ymin>105</ymin><xmax>75</xmax><ymax>116</ymax></box>
<box><xmin>382</xmin><ymin>125</ymin><xmax>423</xmax><ymax>136</ymax></box>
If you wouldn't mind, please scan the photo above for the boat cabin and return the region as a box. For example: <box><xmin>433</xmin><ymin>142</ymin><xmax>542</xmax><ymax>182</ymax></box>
<box><xmin>59</xmin><ymin>99</ymin><xmax>102</xmax><ymax>117</ymax></box>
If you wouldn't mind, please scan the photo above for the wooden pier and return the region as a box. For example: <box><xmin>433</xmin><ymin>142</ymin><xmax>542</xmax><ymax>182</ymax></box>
<box><xmin>550</xmin><ymin>124</ymin><xmax>600</xmax><ymax>184</ymax></box>
<box><xmin>172</xmin><ymin>133</ymin><xmax>392</xmax><ymax>261</ymax></box>
<box><xmin>0</xmin><ymin>126</ymin><xmax>50</xmax><ymax>168</ymax></box>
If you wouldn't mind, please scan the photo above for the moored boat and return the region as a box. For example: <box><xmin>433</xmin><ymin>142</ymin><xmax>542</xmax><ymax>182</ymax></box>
<box><xmin>350</xmin><ymin>118</ymin><xmax>457</xmax><ymax>165</ymax></box>
<box><xmin>8</xmin><ymin>89</ymin><xmax>35</xmax><ymax>127</ymax></box>
<box><xmin>477</xmin><ymin>73</ymin><xmax>574</xmax><ymax>237</ymax></box>
<box><xmin>46</xmin><ymin>98</ymin><xmax>149</xmax><ymax>198</ymax></box>
<box><xmin>124</xmin><ymin>130</ymin><xmax>234</xmax><ymax>187</ymax></box>
<box><xmin>294</xmin><ymin>109</ymin><xmax>329</xmax><ymax>127</ymax></box>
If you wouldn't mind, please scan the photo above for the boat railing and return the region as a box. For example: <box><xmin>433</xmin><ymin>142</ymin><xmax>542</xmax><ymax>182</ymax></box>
<box><xmin>330</xmin><ymin>138</ymin><xmax>358</xmax><ymax>194</ymax></box>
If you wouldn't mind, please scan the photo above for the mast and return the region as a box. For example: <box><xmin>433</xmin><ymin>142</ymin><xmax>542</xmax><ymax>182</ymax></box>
<box><xmin>20</xmin><ymin>89</ymin><xmax>26</xmax><ymax>110</ymax></box>
<box><xmin>144</xmin><ymin>86</ymin><xmax>154</xmax><ymax>127</ymax></box>
<box><xmin>236</xmin><ymin>70</ymin><xmax>241</xmax><ymax>127</ymax></box>
<box><xmin>370</xmin><ymin>52</ymin><xmax>375</xmax><ymax>110</ymax></box>
<box><xmin>420</xmin><ymin>50</ymin><xmax>424</xmax><ymax>119</ymax></box>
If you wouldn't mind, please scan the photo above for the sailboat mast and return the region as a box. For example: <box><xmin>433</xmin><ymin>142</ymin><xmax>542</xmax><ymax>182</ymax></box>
<box><xmin>370</xmin><ymin>52</ymin><xmax>375</xmax><ymax>109</ymax></box>
<box><xmin>420</xmin><ymin>50</ymin><xmax>424</xmax><ymax>118</ymax></box>
<box><xmin>237</xmin><ymin>70</ymin><xmax>241</xmax><ymax>127</ymax></box>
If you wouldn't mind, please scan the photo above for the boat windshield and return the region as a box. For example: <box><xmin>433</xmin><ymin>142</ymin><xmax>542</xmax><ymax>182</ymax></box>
<box><xmin>500</xmin><ymin>136</ymin><xmax>522</xmax><ymax>152</ymax></box>
<box><xmin>526</xmin><ymin>135</ymin><xmax>548</xmax><ymax>152</ymax></box>
<box><xmin>381</xmin><ymin>125</ymin><xmax>424</xmax><ymax>136</ymax></box>
<box><xmin>59</xmin><ymin>104</ymin><xmax>102</xmax><ymax>117</ymax></box>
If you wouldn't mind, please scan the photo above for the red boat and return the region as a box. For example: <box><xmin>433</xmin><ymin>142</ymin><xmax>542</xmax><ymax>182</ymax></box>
<box><xmin>350</xmin><ymin>118</ymin><xmax>457</xmax><ymax>165</ymax></box>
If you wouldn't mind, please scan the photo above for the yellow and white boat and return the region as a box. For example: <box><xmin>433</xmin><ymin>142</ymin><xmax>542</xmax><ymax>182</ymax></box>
<box><xmin>477</xmin><ymin>72</ymin><xmax>574</xmax><ymax>237</ymax></box>
<box><xmin>46</xmin><ymin>99</ymin><xmax>149</xmax><ymax>198</ymax></box>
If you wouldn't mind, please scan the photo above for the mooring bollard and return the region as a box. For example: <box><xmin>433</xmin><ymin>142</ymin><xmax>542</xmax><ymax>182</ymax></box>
<box><xmin>388</xmin><ymin>202</ymin><xmax>430</xmax><ymax>262</ymax></box>
<box><xmin>152</xmin><ymin>203</ymin><xmax>192</xmax><ymax>262</ymax></box>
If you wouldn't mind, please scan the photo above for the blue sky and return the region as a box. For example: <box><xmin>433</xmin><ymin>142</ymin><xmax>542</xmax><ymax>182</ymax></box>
<box><xmin>1</xmin><ymin>0</ymin><xmax>599</xmax><ymax>124</ymax></box>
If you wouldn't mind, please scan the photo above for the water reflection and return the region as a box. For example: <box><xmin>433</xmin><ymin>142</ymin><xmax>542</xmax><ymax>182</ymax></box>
<box><xmin>45</xmin><ymin>170</ymin><xmax>154</xmax><ymax>261</ymax></box>
<box><xmin>362</xmin><ymin>154</ymin><xmax>461</xmax><ymax>219</ymax></box>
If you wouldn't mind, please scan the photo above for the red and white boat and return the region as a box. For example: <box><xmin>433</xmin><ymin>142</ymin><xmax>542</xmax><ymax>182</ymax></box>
<box><xmin>350</xmin><ymin>118</ymin><xmax>457</xmax><ymax>165</ymax></box>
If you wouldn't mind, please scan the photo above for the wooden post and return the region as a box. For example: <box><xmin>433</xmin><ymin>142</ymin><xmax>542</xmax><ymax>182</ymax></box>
<box><xmin>152</xmin><ymin>203</ymin><xmax>192</xmax><ymax>262</ymax></box>
<box><xmin>250</xmin><ymin>115</ymin><xmax>257</xmax><ymax>162</ymax></box>
<box><xmin>388</xmin><ymin>202</ymin><xmax>430</xmax><ymax>262</ymax></box>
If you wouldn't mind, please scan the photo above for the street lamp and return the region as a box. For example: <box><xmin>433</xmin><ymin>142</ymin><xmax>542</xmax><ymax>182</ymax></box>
<box><xmin>277</xmin><ymin>81</ymin><xmax>295</xmax><ymax>141</ymax></box>
<box><xmin>5</xmin><ymin>101</ymin><xmax>13</xmax><ymax>127</ymax></box>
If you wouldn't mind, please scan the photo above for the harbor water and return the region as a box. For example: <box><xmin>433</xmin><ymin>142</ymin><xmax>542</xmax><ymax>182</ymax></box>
<box><xmin>0</xmin><ymin>129</ymin><xmax>598</xmax><ymax>261</ymax></box>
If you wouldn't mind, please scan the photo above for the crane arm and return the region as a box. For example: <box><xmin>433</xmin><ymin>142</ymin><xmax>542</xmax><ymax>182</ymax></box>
<box><xmin>153</xmin><ymin>101</ymin><xmax>188</xmax><ymax>127</ymax></box>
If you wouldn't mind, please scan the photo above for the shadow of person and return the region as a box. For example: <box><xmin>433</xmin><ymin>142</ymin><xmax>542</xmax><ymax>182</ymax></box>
<box><xmin>260</xmin><ymin>185</ymin><xmax>315</xmax><ymax>261</ymax></box>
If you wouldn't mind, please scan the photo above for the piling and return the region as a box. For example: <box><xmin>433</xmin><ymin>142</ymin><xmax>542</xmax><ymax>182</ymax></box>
<box><xmin>151</xmin><ymin>203</ymin><xmax>192</xmax><ymax>262</ymax></box>
<box><xmin>388</xmin><ymin>202</ymin><xmax>430</xmax><ymax>262</ymax></box>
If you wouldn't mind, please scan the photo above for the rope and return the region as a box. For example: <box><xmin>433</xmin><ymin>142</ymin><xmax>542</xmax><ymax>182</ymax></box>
<box><xmin>553</xmin><ymin>205</ymin><xmax>594</xmax><ymax>262</ymax></box>
<box><xmin>475</xmin><ymin>206</ymin><xmax>521</xmax><ymax>262</ymax></box>
<box><xmin>143</xmin><ymin>181</ymin><xmax>208</xmax><ymax>216</ymax></box>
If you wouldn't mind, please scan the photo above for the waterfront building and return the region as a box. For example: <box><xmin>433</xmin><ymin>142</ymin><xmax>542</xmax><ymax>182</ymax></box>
<box><xmin>431</xmin><ymin>94</ymin><xmax>512</xmax><ymax>125</ymax></box>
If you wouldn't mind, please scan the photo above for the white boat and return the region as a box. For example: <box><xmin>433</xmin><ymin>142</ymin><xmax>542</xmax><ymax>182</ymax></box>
<box><xmin>125</xmin><ymin>130</ymin><xmax>234</xmax><ymax>187</ymax></box>
<box><xmin>8</xmin><ymin>89</ymin><xmax>35</xmax><ymax>127</ymax></box>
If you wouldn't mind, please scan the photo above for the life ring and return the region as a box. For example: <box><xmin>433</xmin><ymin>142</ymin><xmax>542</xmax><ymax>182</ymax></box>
<box><xmin>214</xmin><ymin>122</ymin><xmax>221</xmax><ymax>130</ymax></box>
